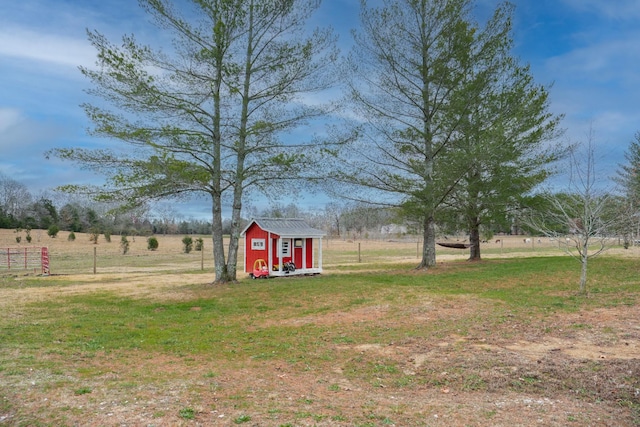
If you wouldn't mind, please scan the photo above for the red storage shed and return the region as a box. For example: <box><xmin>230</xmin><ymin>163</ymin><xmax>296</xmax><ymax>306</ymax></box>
<box><xmin>241</xmin><ymin>218</ymin><xmax>325</xmax><ymax>278</ymax></box>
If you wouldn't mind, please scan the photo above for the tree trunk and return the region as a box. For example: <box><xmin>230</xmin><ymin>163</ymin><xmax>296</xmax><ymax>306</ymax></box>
<box><xmin>220</xmin><ymin>0</ymin><xmax>254</xmax><ymax>285</ymax></box>
<box><xmin>579</xmin><ymin>241</ymin><xmax>588</xmax><ymax>295</ymax></box>
<box><xmin>468</xmin><ymin>220</ymin><xmax>481</xmax><ymax>261</ymax></box>
<box><xmin>225</xmin><ymin>188</ymin><xmax>243</xmax><ymax>283</ymax></box>
<box><xmin>210</xmin><ymin>25</ymin><xmax>226</xmax><ymax>283</ymax></box>
<box><xmin>417</xmin><ymin>215</ymin><xmax>436</xmax><ymax>269</ymax></box>
<box><xmin>211</xmin><ymin>195</ymin><xmax>231</xmax><ymax>283</ymax></box>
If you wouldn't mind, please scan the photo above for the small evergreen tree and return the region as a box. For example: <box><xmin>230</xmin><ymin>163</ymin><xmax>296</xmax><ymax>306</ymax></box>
<box><xmin>147</xmin><ymin>236</ymin><xmax>159</xmax><ymax>251</ymax></box>
<box><xmin>614</xmin><ymin>131</ymin><xmax>640</xmax><ymax>246</ymax></box>
<box><xmin>47</xmin><ymin>224</ymin><xmax>60</xmax><ymax>238</ymax></box>
<box><xmin>120</xmin><ymin>235</ymin><xmax>130</xmax><ymax>255</ymax></box>
<box><xmin>68</xmin><ymin>231</ymin><xmax>76</xmax><ymax>241</ymax></box>
<box><xmin>195</xmin><ymin>237</ymin><xmax>204</xmax><ymax>252</ymax></box>
<box><xmin>182</xmin><ymin>236</ymin><xmax>193</xmax><ymax>254</ymax></box>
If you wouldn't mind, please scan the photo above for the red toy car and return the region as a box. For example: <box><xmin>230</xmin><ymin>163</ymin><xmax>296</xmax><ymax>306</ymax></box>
<box><xmin>249</xmin><ymin>259</ymin><xmax>269</xmax><ymax>279</ymax></box>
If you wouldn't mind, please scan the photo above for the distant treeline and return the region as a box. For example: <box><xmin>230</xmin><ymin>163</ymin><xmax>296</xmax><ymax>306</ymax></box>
<box><xmin>0</xmin><ymin>173</ymin><xmax>411</xmax><ymax>238</ymax></box>
<box><xmin>1</xmin><ymin>173</ymin><xmax>425</xmax><ymax>241</ymax></box>
<box><xmin>0</xmin><ymin>197</ymin><xmax>215</xmax><ymax>236</ymax></box>
<box><xmin>0</xmin><ymin>172</ymin><xmax>216</xmax><ymax>235</ymax></box>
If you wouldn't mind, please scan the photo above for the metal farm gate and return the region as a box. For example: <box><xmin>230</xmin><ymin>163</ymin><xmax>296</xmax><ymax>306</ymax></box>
<box><xmin>0</xmin><ymin>247</ymin><xmax>49</xmax><ymax>275</ymax></box>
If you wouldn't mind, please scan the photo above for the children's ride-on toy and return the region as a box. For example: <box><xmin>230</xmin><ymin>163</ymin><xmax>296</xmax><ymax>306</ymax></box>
<box><xmin>282</xmin><ymin>261</ymin><xmax>296</xmax><ymax>273</ymax></box>
<box><xmin>272</xmin><ymin>261</ymin><xmax>296</xmax><ymax>273</ymax></box>
<box><xmin>250</xmin><ymin>258</ymin><xmax>269</xmax><ymax>279</ymax></box>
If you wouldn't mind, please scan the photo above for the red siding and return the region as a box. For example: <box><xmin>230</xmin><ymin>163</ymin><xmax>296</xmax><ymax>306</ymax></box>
<box><xmin>294</xmin><ymin>245</ymin><xmax>303</xmax><ymax>268</ymax></box>
<box><xmin>271</xmin><ymin>238</ymin><xmax>279</xmax><ymax>266</ymax></box>
<box><xmin>244</xmin><ymin>222</ymin><xmax>269</xmax><ymax>273</ymax></box>
<box><xmin>305</xmin><ymin>238</ymin><xmax>314</xmax><ymax>268</ymax></box>
<box><xmin>243</xmin><ymin>221</ymin><xmax>319</xmax><ymax>274</ymax></box>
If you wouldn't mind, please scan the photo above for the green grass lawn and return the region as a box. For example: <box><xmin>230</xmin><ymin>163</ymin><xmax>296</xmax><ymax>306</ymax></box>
<box><xmin>2</xmin><ymin>256</ymin><xmax>638</xmax><ymax>366</ymax></box>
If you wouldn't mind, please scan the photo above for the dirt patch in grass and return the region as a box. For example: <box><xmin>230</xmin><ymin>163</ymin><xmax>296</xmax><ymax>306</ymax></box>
<box><xmin>3</xmin><ymin>289</ymin><xmax>639</xmax><ymax>426</ymax></box>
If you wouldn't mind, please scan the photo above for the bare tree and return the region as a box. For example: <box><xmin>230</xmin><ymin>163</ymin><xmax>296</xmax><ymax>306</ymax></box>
<box><xmin>0</xmin><ymin>172</ymin><xmax>32</xmax><ymax>220</ymax></box>
<box><xmin>528</xmin><ymin>128</ymin><xmax>615</xmax><ymax>294</ymax></box>
<box><xmin>323</xmin><ymin>202</ymin><xmax>343</xmax><ymax>238</ymax></box>
<box><xmin>152</xmin><ymin>204</ymin><xmax>180</xmax><ymax>235</ymax></box>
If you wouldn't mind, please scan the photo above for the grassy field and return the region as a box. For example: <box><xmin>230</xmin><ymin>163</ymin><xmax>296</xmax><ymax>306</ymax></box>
<box><xmin>1</xmin><ymin>230</ymin><xmax>639</xmax><ymax>426</ymax></box>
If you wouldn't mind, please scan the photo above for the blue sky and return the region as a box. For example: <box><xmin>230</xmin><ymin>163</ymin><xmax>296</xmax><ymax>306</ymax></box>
<box><xmin>1</xmin><ymin>0</ymin><xmax>639</xmax><ymax>217</ymax></box>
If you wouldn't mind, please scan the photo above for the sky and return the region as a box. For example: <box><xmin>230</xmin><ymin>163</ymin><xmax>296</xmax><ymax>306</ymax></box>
<box><xmin>1</xmin><ymin>0</ymin><xmax>640</xmax><ymax>218</ymax></box>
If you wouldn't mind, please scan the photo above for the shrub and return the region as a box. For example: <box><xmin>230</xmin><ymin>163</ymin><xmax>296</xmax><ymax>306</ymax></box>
<box><xmin>68</xmin><ymin>231</ymin><xmax>76</xmax><ymax>242</ymax></box>
<box><xmin>47</xmin><ymin>225</ymin><xmax>60</xmax><ymax>238</ymax></box>
<box><xmin>182</xmin><ymin>236</ymin><xmax>193</xmax><ymax>253</ymax></box>
<box><xmin>147</xmin><ymin>236</ymin><xmax>159</xmax><ymax>251</ymax></box>
<box><xmin>15</xmin><ymin>236</ymin><xmax>21</xmax><ymax>244</ymax></box>
<box><xmin>104</xmin><ymin>230</ymin><xmax>112</xmax><ymax>243</ymax></box>
<box><xmin>195</xmin><ymin>237</ymin><xmax>204</xmax><ymax>251</ymax></box>
<box><xmin>120</xmin><ymin>235</ymin><xmax>130</xmax><ymax>255</ymax></box>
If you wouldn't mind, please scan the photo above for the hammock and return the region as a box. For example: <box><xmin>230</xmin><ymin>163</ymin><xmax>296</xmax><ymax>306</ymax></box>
<box><xmin>437</xmin><ymin>242</ymin><xmax>471</xmax><ymax>249</ymax></box>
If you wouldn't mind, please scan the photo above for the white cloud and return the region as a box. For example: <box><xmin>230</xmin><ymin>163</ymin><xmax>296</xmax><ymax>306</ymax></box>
<box><xmin>546</xmin><ymin>35</ymin><xmax>640</xmax><ymax>82</ymax></box>
<box><xmin>0</xmin><ymin>27</ymin><xmax>95</xmax><ymax>69</ymax></box>
<box><xmin>0</xmin><ymin>108</ymin><xmax>23</xmax><ymax>133</ymax></box>
<box><xmin>0</xmin><ymin>109</ymin><xmax>65</xmax><ymax>154</ymax></box>
<box><xmin>562</xmin><ymin>0</ymin><xmax>640</xmax><ymax>20</ymax></box>
<box><xmin>0</xmin><ymin>109</ymin><xmax>96</xmax><ymax>192</ymax></box>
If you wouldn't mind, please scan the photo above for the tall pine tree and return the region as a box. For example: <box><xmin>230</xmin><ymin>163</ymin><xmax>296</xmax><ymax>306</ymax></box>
<box><xmin>49</xmin><ymin>0</ymin><xmax>338</xmax><ymax>282</ymax></box>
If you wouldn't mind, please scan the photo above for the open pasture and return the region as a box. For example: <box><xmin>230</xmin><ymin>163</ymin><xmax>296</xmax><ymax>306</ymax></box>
<box><xmin>0</xmin><ymin>229</ymin><xmax>618</xmax><ymax>277</ymax></box>
<box><xmin>1</xmin><ymin>229</ymin><xmax>639</xmax><ymax>426</ymax></box>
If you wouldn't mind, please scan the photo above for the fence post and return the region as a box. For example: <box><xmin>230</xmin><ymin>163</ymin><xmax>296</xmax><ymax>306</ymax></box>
<box><xmin>41</xmin><ymin>247</ymin><xmax>50</xmax><ymax>275</ymax></box>
<box><xmin>93</xmin><ymin>247</ymin><xmax>97</xmax><ymax>274</ymax></box>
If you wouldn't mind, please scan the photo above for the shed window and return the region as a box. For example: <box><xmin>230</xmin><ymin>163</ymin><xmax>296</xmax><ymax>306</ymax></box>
<box><xmin>281</xmin><ymin>239</ymin><xmax>290</xmax><ymax>256</ymax></box>
<box><xmin>251</xmin><ymin>238</ymin><xmax>266</xmax><ymax>250</ymax></box>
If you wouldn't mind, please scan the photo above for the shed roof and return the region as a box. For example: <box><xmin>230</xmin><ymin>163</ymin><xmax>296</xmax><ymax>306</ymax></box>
<box><xmin>242</xmin><ymin>218</ymin><xmax>326</xmax><ymax>238</ymax></box>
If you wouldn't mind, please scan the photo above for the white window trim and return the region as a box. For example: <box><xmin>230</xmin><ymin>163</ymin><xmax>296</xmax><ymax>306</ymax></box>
<box><xmin>251</xmin><ymin>238</ymin><xmax>266</xmax><ymax>250</ymax></box>
<box><xmin>281</xmin><ymin>238</ymin><xmax>291</xmax><ymax>257</ymax></box>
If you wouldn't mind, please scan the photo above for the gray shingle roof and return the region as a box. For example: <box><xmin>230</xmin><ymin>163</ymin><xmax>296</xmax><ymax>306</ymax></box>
<box><xmin>243</xmin><ymin>218</ymin><xmax>326</xmax><ymax>237</ymax></box>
